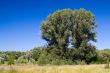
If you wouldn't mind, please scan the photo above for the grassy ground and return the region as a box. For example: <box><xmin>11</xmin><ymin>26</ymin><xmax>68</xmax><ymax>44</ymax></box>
<box><xmin>0</xmin><ymin>64</ymin><xmax>110</xmax><ymax>73</ymax></box>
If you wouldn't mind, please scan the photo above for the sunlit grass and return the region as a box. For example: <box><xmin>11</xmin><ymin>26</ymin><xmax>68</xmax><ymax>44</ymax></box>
<box><xmin>0</xmin><ymin>64</ymin><xmax>110</xmax><ymax>73</ymax></box>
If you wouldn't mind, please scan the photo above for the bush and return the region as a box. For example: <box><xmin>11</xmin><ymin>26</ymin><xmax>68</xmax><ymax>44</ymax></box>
<box><xmin>74</xmin><ymin>60</ymin><xmax>86</xmax><ymax>65</ymax></box>
<box><xmin>97</xmin><ymin>49</ymin><xmax>110</xmax><ymax>63</ymax></box>
<box><xmin>73</xmin><ymin>43</ymin><xmax>97</xmax><ymax>64</ymax></box>
<box><xmin>66</xmin><ymin>60</ymin><xmax>74</xmax><ymax>65</ymax></box>
<box><xmin>37</xmin><ymin>52</ymin><xmax>53</xmax><ymax>65</ymax></box>
<box><xmin>29</xmin><ymin>58</ymin><xmax>36</xmax><ymax>64</ymax></box>
<box><xmin>37</xmin><ymin>50</ymin><xmax>73</xmax><ymax>65</ymax></box>
<box><xmin>30</xmin><ymin>47</ymin><xmax>43</xmax><ymax>61</ymax></box>
<box><xmin>51</xmin><ymin>59</ymin><xmax>61</xmax><ymax>65</ymax></box>
<box><xmin>17</xmin><ymin>56</ymin><xmax>28</xmax><ymax>64</ymax></box>
<box><xmin>0</xmin><ymin>57</ymin><xmax>5</xmax><ymax>65</ymax></box>
<box><xmin>7</xmin><ymin>55</ymin><xmax>15</xmax><ymax>65</ymax></box>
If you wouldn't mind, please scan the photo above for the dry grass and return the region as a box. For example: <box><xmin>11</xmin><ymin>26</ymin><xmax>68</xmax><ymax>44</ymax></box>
<box><xmin>0</xmin><ymin>64</ymin><xmax>110</xmax><ymax>73</ymax></box>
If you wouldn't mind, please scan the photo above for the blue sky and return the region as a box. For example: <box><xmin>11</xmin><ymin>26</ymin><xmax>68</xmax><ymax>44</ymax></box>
<box><xmin>0</xmin><ymin>0</ymin><xmax>110</xmax><ymax>51</ymax></box>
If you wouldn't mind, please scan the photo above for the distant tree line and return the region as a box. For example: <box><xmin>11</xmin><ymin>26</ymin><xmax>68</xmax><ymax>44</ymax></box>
<box><xmin>0</xmin><ymin>8</ymin><xmax>109</xmax><ymax>65</ymax></box>
<box><xmin>0</xmin><ymin>48</ymin><xmax>110</xmax><ymax>65</ymax></box>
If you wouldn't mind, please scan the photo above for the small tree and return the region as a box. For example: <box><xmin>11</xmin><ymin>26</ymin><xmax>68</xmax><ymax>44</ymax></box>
<box><xmin>7</xmin><ymin>55</ymin><xmax>15</xmax><ymax>65</ymax></box>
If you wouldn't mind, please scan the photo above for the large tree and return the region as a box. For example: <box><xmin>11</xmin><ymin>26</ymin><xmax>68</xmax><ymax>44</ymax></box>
<box><xmin>41</xmin><ymin>9</ymin><xmax>97</xmax><ymax>61</ymax></box>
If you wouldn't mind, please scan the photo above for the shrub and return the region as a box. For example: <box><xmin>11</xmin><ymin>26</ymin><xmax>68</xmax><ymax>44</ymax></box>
<box><xmin>17</xmin><ymin>56</ymin><xmax>28</xmax><ymax>64</ymax></box>
<box><xmin>37</xmin><ymin>52</ymin><xmax>53</xmax><ymax>65</ymax></box>
<box><xmin>30</xmin><ymin>47</ymin><xmax>43</xmax><ymax>61</ymax></box>
<box><xmin>29</xmin><ymin>58</ymin><xmax>36</xmax><ymax>64</ymax></box>
<box><xmin>74</xmin><ymin>60</ymin><xmax>86</xmax><ymax>65</ymax></box>
<box><xmin>73</xmin><ymin>43</ymin><xmax>97</xmax><ymax>64</ymax></box>
<box><xmin>7</xmin><ymin>55</ymin><xmax>15</xmax><ymax>65</ymax></box>
<box><xmin>0</xmin><ymin>57</ymin><xmax>5</xmax><ymax>65</ymax></box>
<box><xmin>51</xmin><ymin>59</ymin><xmax>61</xmax><ymax>65</ymax></box>
<box><xmin>97</xmin><ymin>49</ymin><xmax>110</xmax><ymax>63</ymax></box>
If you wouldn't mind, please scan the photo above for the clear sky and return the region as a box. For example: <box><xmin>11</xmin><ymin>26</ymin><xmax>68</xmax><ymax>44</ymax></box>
<box><xmin>0</xmin><ymin>0</ymin><xmax>110</xmax><ymax>51</ymax></box>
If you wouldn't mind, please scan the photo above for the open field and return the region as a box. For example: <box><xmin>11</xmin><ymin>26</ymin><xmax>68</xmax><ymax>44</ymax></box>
<box><xmin>0</xmin><ymin>64</ymin><xmax>110</xmax><ymax>73</ymax></box>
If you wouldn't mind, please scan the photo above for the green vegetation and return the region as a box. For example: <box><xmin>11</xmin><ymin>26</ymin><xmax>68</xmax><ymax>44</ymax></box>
<box><xmin>0</xmin><ymin>8</ymin><xmax>109</xmax><ymax>65</ymax></box>
<box><xmin>0</xmin><ymin>48</ymin><xmax>110</xmax><ymax>65</ymax></box>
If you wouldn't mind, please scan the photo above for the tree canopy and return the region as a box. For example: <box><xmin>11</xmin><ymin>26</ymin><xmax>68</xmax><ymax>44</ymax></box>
<box><xmin>41</xmin><ymin>9</ymin><xmax>97</xmax><ymax>61</ymax></box>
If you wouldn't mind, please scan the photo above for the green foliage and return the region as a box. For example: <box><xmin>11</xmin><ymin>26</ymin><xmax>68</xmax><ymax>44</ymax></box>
<box><xmin>71</xmin><ymin>9</ymin><xmax>96</xmax><ymax>49</ymax></box>
<box><xmin>17</xmin><ymin>56</ymin><xmax>28</xmax><ymax>64</ymax></box>
<box><xmin>41</xmin><ymin>8</ymin><xmax>97</xmax><ymax>63</ymax></box>
<box><xmin>41</xmin><ymin>9</ymin><xmax>73</xmax><ymax>57</ymax></box>
<box><xmin>29</xmin><ymin>47</ymin><xmax>43</xmax><ymax>61</ymax></box>
<box><xmin>0</xmin><ymin>48</ymin><xmax>110</xmax><ymax>65</ymax></box>
<box><xmin>0</xmin><ymin>51</ymin><xmax>25</xmax><ymax>64</ymax></box>
<box><xmin>51</xmin><ymin>59</ymin><xmax>65</xmax><ymax>65</ymax></box>
<box><xmin>0</xmin><ymin>54</ymin><xmax>7</xmax><ymax>64</ymax></box>
<box><xmin>74</xmin><ymin>60</ymin><xmax>86</xmax><ymax>65</ymax></box>
<box><xmin>97</xmin><ymin>49</ymin><xmax>110</xmax><ymax>63</ymax></box>
<box><xmin>2</xmin><ymin>8</ymin><xmax>110</xmax><ymax>65</ymax></box>
<box><xmin>37</xmin><ymin>51</ymin><xmax>53</xmax><ymax>65</ymax></box>
<box><xmin>73</xmin><ymin>42</ymin><xmax>97</xmax><ymax>64</ymax></box>
<box><xmin>7</xmin><ymin>55</ymin><xmax>15</xmax><ymax>65</ymax></box>
<box><xmin>28</xmin><ymin>58</ymin><xmax>36</xmax><ymax>64</ymax></box>
<box><xmin>0</xmin><ymin>57</ymin><xmax>5</xmax><ymax>64</ymax></box>
<box><xmin>37</xmin><ymin>50</ymin><xmax>74</xmax><ymax>65</ymax></box>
